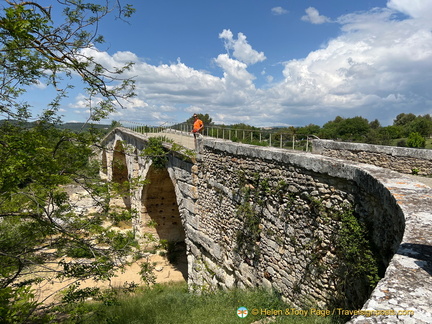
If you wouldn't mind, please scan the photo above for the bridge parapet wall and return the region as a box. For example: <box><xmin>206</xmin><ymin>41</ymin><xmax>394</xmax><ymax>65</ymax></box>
<box><xmin>189</xmin><ymin>138</ymin><xmax>432</xmax><ymax>323</ymax></box>
<box><xmin>312</xmin><ymin>139</ymin><xmax>432</xmax><ymax>176</ymax></box>
<box><xmin>100</xmin><ymin>128</ymin><xmax>197</xmax><ymax>244</ymax></box>
<box><xmin>100</xmin><ymin>129</ymin><xmax>432</xmax><ymax>323</ymax></box>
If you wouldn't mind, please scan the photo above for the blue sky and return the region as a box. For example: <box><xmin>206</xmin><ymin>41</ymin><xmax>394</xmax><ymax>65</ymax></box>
<box><xmin>24</xmin><ymin>0</ymin><xmax>432</xmax><ymax>127</ymax></box>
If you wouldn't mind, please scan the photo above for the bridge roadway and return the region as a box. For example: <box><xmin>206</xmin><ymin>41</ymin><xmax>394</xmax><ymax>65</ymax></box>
<box><xmin>111</xmin><ymin>128</ymin><xmax>432</xmax><ymax>322</ymax></box>
<box><xmin>146</xmin><ymin>131</ymin><xmax>196</xmax><ymax>150</ymax></box>
<box><xmin>146</xmin><ymin>131</ymin><xmax>432</xmax><ymax>189</ymax></box>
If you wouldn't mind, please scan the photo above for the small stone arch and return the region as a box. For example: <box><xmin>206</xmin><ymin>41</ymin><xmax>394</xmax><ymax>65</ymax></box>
<box><xmin>112</xmin><ymin>141</ymin><xmax>128</xmax><ymax>184</ymax></box>
<box><xmin>112</xmin><ymin>140</ymin><xmax>131</xmax><ymax>210</ymax></box>
<box><xmin>141</xmin><ymin>165</ymin><xmax>185</xmax><ymax>242</ymax></box>
<box><xmin>140</xmin><ymin>164</ymin><xmax>187</xmax><ymax>279</ymax></box>
<box><xmin>101</xmin><ymin>148</ymin><xmax>108</xmax><ymax>176</ymax></box>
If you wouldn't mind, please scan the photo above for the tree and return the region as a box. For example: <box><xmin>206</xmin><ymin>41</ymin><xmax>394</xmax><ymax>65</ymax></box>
<box><xmin>0</xmin><ymin>0</ymin><xmax>136</xmax><ymax>121</ymax></box>
<box><xmin>0</xmin><ymin>1</ymin><xmax>141</xmax><ymax>322</ymax></box>
<box><xmin>297</xmin><ymin>123</ymin><xmax>321</xmax><ymax>137</ymax></box>
<box><xmin>407</xmin><ymin>132</ymin><xmax>426</xmax><ymax>148</ymax></box>
<box><xmin>369</xmin><ymin>119</ymin><xmax>381</xmax><ymax>129</ymax></box>
<box><xmin>407</xmin><ymin>116</ymin><xmax>432</xmax><ymax>138</ymax></box>
<box><xmin>393</xmin><ymin>113</ymin><xmax>416</xmax><ymax>137</ymax></box>
<box><xmin>186</xmin><ymin>113</ymin><xmax>213</xmax><ymax>127</ymax></box>
<box><xmin>320</xmin><ymin>116</ymin><xmax>344</xmax><ymax>139</ymax></box>
<box><xmin>320</xmin><ymin>116</ymin><xmax>370</xmax><ymax>141</ymax></box>
<box><xmin>393</xmin><ymin>113</ymin><xmax>416</xmax><ymax>126</ymax></box>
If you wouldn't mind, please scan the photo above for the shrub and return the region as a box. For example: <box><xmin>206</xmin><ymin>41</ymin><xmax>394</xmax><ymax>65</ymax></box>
<box><xmin>407</xmin><ymin>132</ymin><xmax>426</xmax><ymax>148</ymax></box>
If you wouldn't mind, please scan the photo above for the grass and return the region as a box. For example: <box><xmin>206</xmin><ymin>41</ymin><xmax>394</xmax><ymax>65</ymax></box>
<box><xmin>390</xmin><ymin>137</ymin><xmax>432</xmax><ymax>149</ymax></box>
<box><xmin>59</xmin><ymin>281</ymin><xmax>338</xmax><ymax>324</ymax></box>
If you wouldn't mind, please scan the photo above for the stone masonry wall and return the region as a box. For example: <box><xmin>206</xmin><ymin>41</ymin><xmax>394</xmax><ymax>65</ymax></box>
<box><xmin>101</xmin><ymin>129</ymin><xmax>432</xmax><ymax>323</ymax></box>
<box><xmin>100</xmin><ymin>128</ymin><xmax>197</xmax><ymax>245</ymax></box>
<box><xmin>312</xmin><ymin>139</ymin><xmax>432</xmax><ymax>176</ymax></box>
<box><xmin>187</xmin><ymin>139</ymin><xmax>405</xmax><ymax>311</ymax></box>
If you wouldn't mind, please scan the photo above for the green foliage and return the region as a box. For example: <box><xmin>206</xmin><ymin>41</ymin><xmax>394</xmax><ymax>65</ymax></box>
<box><xmin>235</xmin><ymin>195</ymin><xmax>262</xmax><ymax>263</ymax></box>
<box><xmin>332</xmin><ymin>209</ymin><xmax>380</xmax><ymax>309</ymax></box>
<box><xmin>56</xmin><ymin>282</ymin><xmax>333</xmax><ymax>324</ymax></box>
<box><xmin>158</xmin><ymin>240</ymin><xmax>183</xmax><ymax>264</ymax></box>
<box><xmin>142</xmin><ymin>137</ymin><xmax>170</xmax><ymax>168</ymax></box>
<box><xmin>394</xmin><ymin>113</ymin><xmax>432</xmax><ymax>138</ymax></box>
<box><xmin>139</xmin><ymin>262</ymin><xmax>156</xmax><ymax>286</ymax></box>
<box><xmin>0</xmin><ymin>119</ymin><xmax>144</xmax><ymax>318</ymax></box>
<box><xmin>186</xmin><ymin>113</ymin><xmax>213</xmax><ymax>126</ymax></box>
<box><xmin>0</xmin><ymin>285</ymin><xmax>48</xmax><ymax>324</ymax></box>
<box><xmin>0</xmin><ymin>1</ymin><xmax>143</xmax><ymax>322</ymax></box>
<box><xmin>141</xmin><ymin>136</ymin><xmax>196</xmax><ymax>168</ymax></box>
<box><xmin>0</xmin><ymin>1</ymin><xmax>135</xmax><ymax>120</ymax></box>
<box><xmin>407</xmin><ymin>116</ymin><xmax>432</xmax><ymax>137</ymax></box>
<box><xmin>379</xmin><ymin>125</ymin><xmax>404</xmax><ymax>140</ymax></box>
<box><xmin>394</xmin><ymin>113</ymin><xmax>417</xmax><ymax>127</ymax></box>
<box><xmin>407</xmin><ymin>132</ymin><xmax>426</xmax><ymax>148</ymax></box>
<box><xmin>296</xmin><ymin>123</ymin><xmax>321</xmax><ymax>136</ymax></box>
<box><xmin>234</xmin><ymin>173</ymin><xmax>269</xmax><ymax>263</ymax></box>
<box><xmin>320</xmin><ymin>116</ymin><xmax>370</xmax><ymax>141</ymax></box>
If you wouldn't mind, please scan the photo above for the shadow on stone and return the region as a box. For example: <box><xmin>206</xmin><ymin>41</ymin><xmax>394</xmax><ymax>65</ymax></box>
<box><xmin>397</xmin><ymin>243</ymin><xmax>432</xmax><ymax>276</ymax></box>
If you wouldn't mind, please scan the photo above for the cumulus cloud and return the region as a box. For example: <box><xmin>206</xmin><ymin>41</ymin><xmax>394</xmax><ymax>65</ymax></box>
<box><xmin>66</xmin><ymin>0</ymin><xmax>432</xmax><ymax>127</ymax></box>
<box><xmin>271</xmin><ymin>7</ymin><xmax>288</xmax><ymax>15</ymax></box>
<box><xmin>274</xmin><ymin>2</ymin><xmax>432</xmax><ymax>125</ymax></box>
<box><xmin>219</xmin><ymin>29</ymin><xmax>266</xmax><ymax>65</ymax></box>
<box><xmin>301</xmin><ymin>7</ymin><xmax>331</xmax><ymax>24</ymax></box>
<box><xmin>387</xmin><ymin>0</ymin><xmax>432</xmax><ymax>19</ymax></box>
<box><xmin>32</xmin><ymin>80</ymin><xmax>47</xmax><ymax>90</ymax></box>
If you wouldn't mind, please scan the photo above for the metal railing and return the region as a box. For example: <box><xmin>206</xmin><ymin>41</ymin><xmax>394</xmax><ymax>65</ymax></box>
<box><xmin>119</xmin><ymin>120</ymin><xmax>318</xmax><ymax>151</ymax></box>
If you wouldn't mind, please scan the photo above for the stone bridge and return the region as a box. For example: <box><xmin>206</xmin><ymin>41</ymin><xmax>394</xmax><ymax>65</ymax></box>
<box><xmin>100</xmin><ymin>128</ymin><xmax>432</xmax><ymax>323</ymax></box>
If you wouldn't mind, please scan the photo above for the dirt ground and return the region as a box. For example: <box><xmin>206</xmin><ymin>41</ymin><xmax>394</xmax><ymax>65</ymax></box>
<box><xmin>32</xmin><ymin>183</ymin><xmax>188</xmax><ymax>305</ymax></box>
<box><xmin>33</xmin><ymin>252</ymin><xmax>188</xmax><ymax>305</ymax></box>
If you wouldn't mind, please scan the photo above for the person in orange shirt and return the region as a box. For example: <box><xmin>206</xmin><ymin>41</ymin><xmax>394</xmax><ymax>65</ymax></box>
<box><xmin>191</xmin><ymin>114</ymin><xmax>204</xmax><ymax>152</ymax></box>
<box><xmin>192</xmin><ymin>114</ymin><xmax>204</xmax><ymax>135</ymax></box>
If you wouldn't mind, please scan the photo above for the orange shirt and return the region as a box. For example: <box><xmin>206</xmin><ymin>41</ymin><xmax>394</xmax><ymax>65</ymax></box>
<box><xmin>193</xmin><ymin>119</ymin><xmax>203</xmax><ymax>133</ymax></box>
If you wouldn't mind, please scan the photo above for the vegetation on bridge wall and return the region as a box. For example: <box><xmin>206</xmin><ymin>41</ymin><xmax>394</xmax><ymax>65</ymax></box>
<box><xmin>230</xmin><ymin>169</ymin><xmax>380</xmax><ymax>312</ymax></box>
<box><xmin>190</xmin><ymin>148</ymin><xmax>390</xmax><ymax>315</ymax></box>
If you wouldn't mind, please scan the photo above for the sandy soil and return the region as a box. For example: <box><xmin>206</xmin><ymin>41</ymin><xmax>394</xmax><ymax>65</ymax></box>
<box><xmin>33</xmin><ymin>253</ymin><xmax>187</xmax><ymax>305</ymax></box>
<box><xmin>31</xmin><ymin>183</ymin><xmax>187</xmax><ymax>305</ymax></box>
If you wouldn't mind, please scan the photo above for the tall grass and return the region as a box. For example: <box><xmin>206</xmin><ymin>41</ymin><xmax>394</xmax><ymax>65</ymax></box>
<box><xmin>60</xmin><ymin>282</ymin><xmax>337</xmax><ymax>324</ymax></box>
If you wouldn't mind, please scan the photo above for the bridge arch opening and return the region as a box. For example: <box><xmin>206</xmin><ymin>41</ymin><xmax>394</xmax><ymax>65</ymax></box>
<box><xmin>101</xmin><ymin>148</ymin><xmax>108</xmax><ymax>175</ymax></box>
<box><xmin>141</xmin><ymin>165</ymin><xmax>187</xmax><ymax>279</ymax></box>
<box><xmin>112</xmin><ymin>141</ymin><xmax>128</xmax><ymax>184</ymax></box>
<box><xmin>112</xmin><ymin>140</ymin><xmax>131</xmax><ymax>210</ymax></box>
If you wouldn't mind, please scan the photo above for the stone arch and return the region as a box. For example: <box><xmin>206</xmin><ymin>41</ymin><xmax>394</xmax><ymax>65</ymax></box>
<box><xmin>101</xmin><ymin>148</ymin><xmax>108</xmax><ymax>175</ymax></box>
<box><xmin>140</xmin><ymin>164</ymin><xmax>187</xmax><ymax>279</ymax></box>
<box><xmin>112</xmin><ymin>140</ymin><xmax>131</xmax><ymax>210</ymax></box>
<box><xmin>112</xmin><ymin>141</ymin><xmax>128</xmax><ymax>184</ymax></box>
<box><xmin>141</xmin><ymin>165</ymin><xmax>185</xmax><ymax>242</ymax></box>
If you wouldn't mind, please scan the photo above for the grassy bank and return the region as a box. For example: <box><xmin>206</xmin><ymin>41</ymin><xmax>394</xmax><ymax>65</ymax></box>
<box><xmin>59</xmin><ymin>281</ymin><xmax>337</xmax><ymax>324</ymax></box>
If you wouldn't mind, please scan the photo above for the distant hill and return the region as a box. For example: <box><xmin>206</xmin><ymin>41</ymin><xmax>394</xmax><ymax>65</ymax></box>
<box><xmin>58</xmin><ymin>122</ymin><xmax>111</xmax><ymax>132</ymax></box>
<box><xmin>0</xmin><ymin>120</ymin><xmax>111</xmax><ymax>133</ymax></box>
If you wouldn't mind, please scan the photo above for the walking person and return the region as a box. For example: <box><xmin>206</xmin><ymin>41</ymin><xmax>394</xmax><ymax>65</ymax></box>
<box><xmin>191</xmin><ymin>114</ymin><xmax>204</xmax><ymax>153</ymax></box>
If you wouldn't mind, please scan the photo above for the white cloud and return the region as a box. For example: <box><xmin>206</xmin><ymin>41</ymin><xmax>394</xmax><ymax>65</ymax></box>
<box><xmin>185</xmin><ymin>106</ymin><xmax>203</xmax><ymax>114</ymax></box>
<box><xmin>219</xmin><ymin>29</ymin><xmax>266</xmax><ymax>65</ymax></box>
<box><xmin>387</xmin><ymin>0</ymin><xmax>432</xmax><ymax>19</ymax></box>
<box><xmin>67</xmin><ymin>1</ymin><xmax>432</xmax><ymax>127</ymax></box>
<box><xmin>272</xmin><ymin>2</ymin><xmax>432</xmax><ymax>124</ymax></box>
<box><xmin>32</xmin><ymin>80</ymin><xmax>47</xmax><ymax>90</ymax></box>
<box><xmin>271</xmin><ymin>7</ymin><xmax>288</xmax><ymax>15</ymax></box>
<box><xmin>301</xmin><ymin>7</ymin><xmax>331</xmax><ymax>24</ymax></box>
